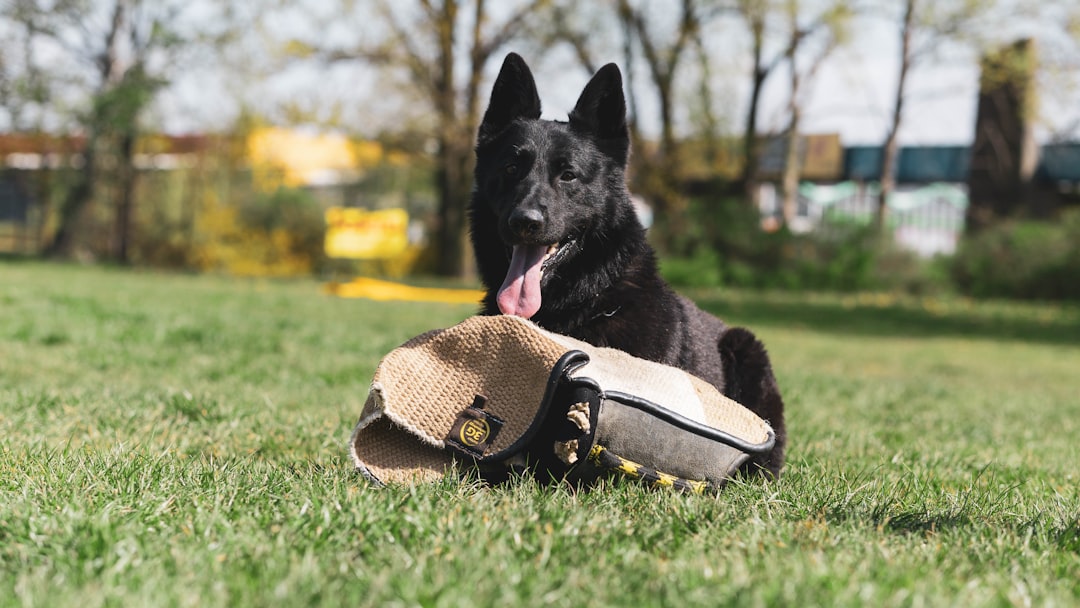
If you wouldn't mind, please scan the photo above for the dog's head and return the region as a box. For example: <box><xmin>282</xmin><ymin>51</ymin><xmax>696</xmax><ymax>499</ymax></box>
<box><xmin>471</xmin><ymin>53</ymin><xmax>634</xmax><ymax>319</ymax></box>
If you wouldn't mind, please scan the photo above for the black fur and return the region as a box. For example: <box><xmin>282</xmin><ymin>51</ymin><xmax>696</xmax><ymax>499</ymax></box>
<box><xmin>469</xmin><ymin>53</ymin><xmax>786</xmax><ymax>477</ymax></box>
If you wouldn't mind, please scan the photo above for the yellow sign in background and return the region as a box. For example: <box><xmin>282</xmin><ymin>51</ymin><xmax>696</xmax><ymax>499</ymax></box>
<box><xmin>324</xmin><ymin>207</ymin><xmax>408</xmax><ymax>259</ymax></box>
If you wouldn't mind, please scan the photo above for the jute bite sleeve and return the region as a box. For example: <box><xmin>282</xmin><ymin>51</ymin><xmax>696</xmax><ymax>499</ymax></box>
<box><xmin>349</xmin><ymin>315</ymin><xmax>775</xmax><ymax>492</ymax></box>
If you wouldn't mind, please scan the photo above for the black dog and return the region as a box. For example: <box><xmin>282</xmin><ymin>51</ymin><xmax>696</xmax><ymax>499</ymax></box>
<box><xmin>469</xmin><ymin>53</ymin><xmax>786</xmax><ymax>477</ymax></box>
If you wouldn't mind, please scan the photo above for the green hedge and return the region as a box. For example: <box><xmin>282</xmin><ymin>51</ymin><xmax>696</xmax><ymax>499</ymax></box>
<box><xmin>951</xmin><ymin>210</ymin><xmax>1080</xmax><ymax>300</ymax></box>
<box><xmin>661</xmin><ymin>230</ymin><xmax>945</xmax><ymax>294</ymax></box>
<box><xmin>662</xmin><ymin>196</ymin><xmax>1080</xmax><ymax>301</ymax></box>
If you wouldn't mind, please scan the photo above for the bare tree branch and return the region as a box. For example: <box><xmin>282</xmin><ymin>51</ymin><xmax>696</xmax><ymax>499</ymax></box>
<box><xmin>549</xmin><ymin>4</ymin><xmax>598</xmax><ymax>74</ymax></box>
<box><xmin>477</xmin><ymin>0</ymin><xmax>550</xmax><ymax>61</ymax></box>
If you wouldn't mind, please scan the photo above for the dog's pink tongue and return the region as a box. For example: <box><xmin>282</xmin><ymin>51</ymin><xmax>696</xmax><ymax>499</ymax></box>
<box><xmin>497</xmin><ymin>244</ymin><xmax>546</xmax><ymax>318</ymax></box>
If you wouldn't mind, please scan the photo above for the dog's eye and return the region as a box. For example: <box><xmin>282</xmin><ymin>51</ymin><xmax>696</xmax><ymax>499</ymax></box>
<box><xmin>505</xmin><ymin>163</ymin><xmax>518</xmax><ymax>176</ymax></box>
<box><xmin>559</xmin><ymin>170</ymin><xmax>576</xmax><ymax>182</ymax></box>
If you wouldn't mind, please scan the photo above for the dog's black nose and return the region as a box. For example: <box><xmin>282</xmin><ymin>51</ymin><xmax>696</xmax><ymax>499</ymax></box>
<box><xmin>508</xmin><ymin>208</ymin><xmax>544</xmax><ymax>238</ymax></box>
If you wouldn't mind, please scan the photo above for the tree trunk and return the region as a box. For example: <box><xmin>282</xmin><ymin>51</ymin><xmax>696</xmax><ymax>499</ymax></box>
<box><xmin>34</xmin><ymin>146</ymin><xmax>55</xmax><ymax>252</ymax></box>
<box><xmin>876</xmin><ymin>0</ymin><xmax>915</xmax><ymax>235</ymax></box>
<box><xmin>877</xmin><ymin>134</ymin><xmax>898</xmax><ymax>233</ymax></box>
<box><xmin>692</xmin><ymin>31</ymin><xmax>720</xmax><ymax>167</ymax></box>
<box><xmin>743</xmin><ymin>68</ymin><xmax>767</xmax><ymax>205</ymax></box>
<box><xmin>780</xmin><ymin>24</ymin><xmax>802</xmax><ymax>229</ymax></box>
<box><xmin>741</xmin><ymin>9</ymin><xmax>767</xmax><ymax>206</ymax></box>
<box><xmin>434</xmin><ymin>133</ymin><xmax>472</xmax><ymax>277</ymax></box>
<box><xmin>42</xmin><ymin>0</ymin><xmax>126</xmax><ymax>260</ymax></box>
<box><xmin>619</xmin><ymin>7</ymin><xmax>642</xmax><ymax>149</ymax></box>
<box><xmin>780</xmin><ymin>116</ymin><xmax>801</xmax><ymax>228</ymax></box>
<box><xmin>431</xmin><ymin>0</ymin><xmax>465</xmax><ymax>277</ymax></box>
<box><xmin>657</xmin><ymin>77</ymin><xmax>676</xmax><ymax>164</ymax></box>
<box><xmin>43</xmin><ymin>132</ymin><xmax>98</xmax><ymax>257</ymax></box>
<box><xmin>112</xmin><ymin>131</ymin><xmax>137</xmax><ymax>263</ymax></box>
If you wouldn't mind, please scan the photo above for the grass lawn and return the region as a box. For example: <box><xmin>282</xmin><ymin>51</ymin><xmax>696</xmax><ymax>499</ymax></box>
<box><xmin>1</xmin><ymin>260</ymin><xmax>1078</xmax><ymax>607</ymax></box>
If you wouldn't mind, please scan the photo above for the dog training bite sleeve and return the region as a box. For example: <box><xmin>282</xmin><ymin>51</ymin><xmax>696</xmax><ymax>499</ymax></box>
<box><xmin>349</xmin><ymin>315</ymin><xmax>774</xmax><ymax>491</ymax></box>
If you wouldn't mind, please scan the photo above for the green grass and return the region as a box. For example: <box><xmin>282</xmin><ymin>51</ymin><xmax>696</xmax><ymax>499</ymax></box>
<box><xmin>1</xmin><ymin>260</ymin><xmax>1078</xmax><ymax>607</ymax></box>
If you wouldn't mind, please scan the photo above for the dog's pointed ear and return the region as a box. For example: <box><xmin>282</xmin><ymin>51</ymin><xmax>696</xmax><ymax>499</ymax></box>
<box><xmin>569</xmin><ymin>63</ymin><xmax>628</xmax><ymax>141</ymax></box>
<box><xmin>477</xmin><ymin>53</ymin><xmax>541</xmax><ymax>146</ymax></box>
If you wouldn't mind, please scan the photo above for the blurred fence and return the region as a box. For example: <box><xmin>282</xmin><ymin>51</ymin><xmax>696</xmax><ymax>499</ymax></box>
<box><xmin>759</xmin><ymin>181</ymin><xmax>968</xmax><ymax>257</ymax></box>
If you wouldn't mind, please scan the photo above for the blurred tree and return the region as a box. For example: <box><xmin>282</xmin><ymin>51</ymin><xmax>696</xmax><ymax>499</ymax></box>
<box><xmin>873</xmin><ymin>0</ymin><xmax>996</xmax><ymax>235</ymax></box>
<box><xmin>735</xmin><ymin>0</ymin><xmax>787</xmax><ymax>206</ymax></box>
<box><xmin>617</xmin><ymin>0</ymin><xmax>713</xmax><ymax>246</ymax></box>
<box><xmin>1</xmin><ymin>0</ymin><xmax>219</xmax><ymax>262</ymax></box>
<box><xmin>617</xmin><ymin>0</ymin><xmax>699</xmax><ymax>173</ymax></box>
<box><xmin>688</xmin><ymin>15</ymin><xmax>723</xmax><ymax>168</ymax></box>
<box><xmin>0</xmin><ymin>1</ymin><xmax>54</xmax><ymax>250</ymax></box>
<box><xmin>299</xmin><ymin>0</ymin><xmax>551</xmax><ymax>277</ymax></box>
<box><xmin>777</xmin><ymin>0</ymin><xmax>851</xmax><ymax>228</ymax></box>
<box><xmin>0</xmin><ymin>1</ymin><xmax>50</xmax><ymax>132</ymax></box>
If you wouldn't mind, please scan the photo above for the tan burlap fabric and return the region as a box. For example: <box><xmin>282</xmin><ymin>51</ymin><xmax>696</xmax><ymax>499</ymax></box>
<box><xmin>349</xmin><ymin>315</ymin><xmax>772</xmax><ymax>484</ymax></box>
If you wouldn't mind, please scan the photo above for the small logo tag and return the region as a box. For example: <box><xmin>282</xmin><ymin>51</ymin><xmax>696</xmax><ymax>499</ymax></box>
<box><xmin>459</xmin><ymin>417</ymin><xmax>490</xmax><ymax>447</ymax></box>
<box><xmin>446</xmin><ymin>396</ymin><xmax>504</xmax><ymax>459</ymax></box>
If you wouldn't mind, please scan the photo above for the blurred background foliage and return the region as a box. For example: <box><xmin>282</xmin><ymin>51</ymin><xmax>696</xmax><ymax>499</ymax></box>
<box><xmin>0</xmin><ymin>0</ymin><xmax>1078</xmax><ymax>300</ymax></box>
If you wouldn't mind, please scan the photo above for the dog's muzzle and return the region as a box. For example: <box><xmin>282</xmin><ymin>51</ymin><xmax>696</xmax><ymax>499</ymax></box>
<box><xmin>349</xmin><ymin>315</ymin><xmax>775</xmax><ymax>493</ymax></box>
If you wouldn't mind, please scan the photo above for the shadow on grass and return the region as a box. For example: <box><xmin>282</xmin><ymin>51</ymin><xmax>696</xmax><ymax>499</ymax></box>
<box><xmin>819</xmin><ymin>506</ymin><xmax>1014</xmax><ymax>538</ymax></box>
<box><xmin>1057</xmin><ymin>520</ymin><xmax>1080</xmax><ymax>553</ymax></box>
<box><xmin>692</xmin><ymin>292</ymin><xmax>1080</xmax><ymax>347</ymax></box>
<box><xmin>828</xmin><ymin>508</ymin><xmax>1080</xmax><ymax>549</ymax></box>
<box><xmin>874</xmin><ymin>510</ymin><xmax>975</xmax><ymax>535</ymax></box>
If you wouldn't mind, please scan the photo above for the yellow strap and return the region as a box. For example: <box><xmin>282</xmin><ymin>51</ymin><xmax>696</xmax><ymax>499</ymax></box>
<box><xmin>587</xmin><ymin>444</ymin><xmax>713</xmax><ymax>494</ymax></box>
